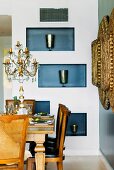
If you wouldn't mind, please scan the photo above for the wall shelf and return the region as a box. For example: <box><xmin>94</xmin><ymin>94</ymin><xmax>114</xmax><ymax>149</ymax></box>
<box><xmin>66</xmin><ymin>113</ymin><xmax>87</xmax><ymax>136</ymax></box>
<box><xmin>26</xmin><ymin>27</ymin><xmax>75</xmax><ymax>51</ymax></box>
<box><xmin>38</xmin><ymin>64</ymin><xmax>87</xmax><ymax>88</ymax></box>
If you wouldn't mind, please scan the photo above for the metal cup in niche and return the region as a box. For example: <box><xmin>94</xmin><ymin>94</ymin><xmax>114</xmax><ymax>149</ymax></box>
<box><xmin>71</xmin><ymin>124</ymin><xmax>78</xmax><ymax>134</ymax></box>
<box><xmin>59</xmin><ymin>70</ymin><xmax>68</xmax><ymax>87</ymax></box>
<box><xmin>45</xmin><ymin>34</ymin><xmax>55</xmax><ymax>51</ymax></box>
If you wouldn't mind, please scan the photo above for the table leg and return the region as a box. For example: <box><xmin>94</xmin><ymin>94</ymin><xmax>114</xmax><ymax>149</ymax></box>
<box><xmin>34</xmin><ymin>135</ymin><xmax>45</xmax><ymax>170</ymax></box>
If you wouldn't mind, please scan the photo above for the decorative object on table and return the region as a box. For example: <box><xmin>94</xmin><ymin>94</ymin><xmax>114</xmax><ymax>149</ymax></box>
<box><xmin>3</xmin><ymin>41</ymin><xmax>39</xmax><ymax>111</ymax></box>
<box><xmin>34</xmin><ymin>112</ymin><xmax>48</xmax><ymax>116</ymax></box>
<box><xmin>18</xmin><ymin>85</ymin><xmax>25</xmax><ymax>108</ymax></box>
<box><xmin>45</xmin><ymin>33</ymin><xmax>55</xmax><ymax>51</ymax></box>
<box><xmin>5</xmin><ymin>104</ymin><xmax>14</xmax><ymax>115</ymax></box>
<box><xmin>13</xmin><ymin>96</ymin><xmax>19</xmax><ymax>106</ymax></box>
<box><xmin>5</xmin><ymin>99</ymin><xmax>35</xmax><ymax>115</ymax></box>
<box><xmin>29</xmin><ymin>116</ymin><xmax>54</xmax><ymax>125</ymax></box>
<box><xmin>59</xmin><ymin>69</ymin><xmax>68</xmax><ymax>87</ymax></box>
<box><xmin>13</xmin><ymin>96</ymin><xmax>19</xmax><ymax>114</ymax></box>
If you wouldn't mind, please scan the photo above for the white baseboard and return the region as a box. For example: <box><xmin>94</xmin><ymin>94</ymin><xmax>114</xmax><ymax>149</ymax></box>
<box><xmin>64</xmin><ymin>149</ymin><xmax>113</xmax><ymax>170</ymax></box>
<box><xmin>100</xmin><ymin>151</ymin><xmax>113</xmax><ymax>170</ymax></box>
<box><xmin>64</xmin><ymin>149</ymin><xmax>100</xmax><ymax>156</ymax></box>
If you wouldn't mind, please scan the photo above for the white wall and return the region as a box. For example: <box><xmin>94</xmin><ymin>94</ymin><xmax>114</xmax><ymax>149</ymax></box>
<box><xmin>0</xmin><ymin>0</ymin><xmax>12</xmax><ymax>112</ymax></box>
<box><xmin>0</xmin><ymin>39</ymin><xmax>4</xmax><ymax>112</ymax></box>
<box><xmin>1</xmin><ymin>0</ymin><xmax>99</xmax><ymax>155</ymax></box>
<box><xmin>0</xmin><ymin>37</ymin><xmax>12</xmax><ymax>112</ymax></box>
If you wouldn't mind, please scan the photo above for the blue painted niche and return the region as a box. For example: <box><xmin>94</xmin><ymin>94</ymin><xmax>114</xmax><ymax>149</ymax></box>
<box><xmin>66</xmin><ymin>113</ymin><xmax>87</xmax><ymax>136</ymax></box>
<box><xmin>35</xmin><ymin>101</ymin><xmax>50</xmax><ymax>114</ymax></box>
<box><xmin>26</xmin><ymin>27</ymin><xmax>75</xmax><ymax>51</ymax></box>
<box><xmin>38</xmin><ymin>64</ymin><xmax>86</xmax><ymax>88</ymax></box>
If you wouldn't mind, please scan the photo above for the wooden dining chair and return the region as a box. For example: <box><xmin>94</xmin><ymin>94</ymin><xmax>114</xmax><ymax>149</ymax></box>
<box><xmin>27</xmin><ymin>104</ymin><xmax>71</xmax><ymax>170</ymax></box>
<box><xmin>45</xmin><ymin>103</ymin><xmax>63</xmax><ymax>147</ymax></box>
<box><xmin>0</xmin><ymin>115</ymin><xmax>29</xmax><ymax>170</ymax></box>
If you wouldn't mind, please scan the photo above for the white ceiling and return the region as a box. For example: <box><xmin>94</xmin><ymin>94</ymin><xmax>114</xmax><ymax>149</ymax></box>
<box><xmin>0</xmin><ymin>15</ymin><xmax>12</xmax><ymax>36</ymax></box>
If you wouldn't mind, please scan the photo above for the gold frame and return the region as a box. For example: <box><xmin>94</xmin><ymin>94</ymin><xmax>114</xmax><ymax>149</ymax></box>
<box><xmin>91</xmin><ymin>39</ymin><xmax>101</xmax><ymax>87</ymax></box>
<box><xmin>92</xmin><ymin>14</ymin><xmax>111</xmax><ymax>110</ymax></box>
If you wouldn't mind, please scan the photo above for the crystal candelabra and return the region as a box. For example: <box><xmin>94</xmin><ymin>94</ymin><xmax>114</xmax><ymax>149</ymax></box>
<box><xmin>3</xmin><ymin>41</ymin><xmax>39</xmax><ymax>109</ymax></box>
<box><xmin>3</xmin><ymin>41</ymin><xmax>38</xmax><ymax>83</ymax></box>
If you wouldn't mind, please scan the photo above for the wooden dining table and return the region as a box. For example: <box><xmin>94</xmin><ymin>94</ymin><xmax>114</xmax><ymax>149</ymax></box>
<box><xmin>26</xmin><ymin>115</ymin><xmax>55</xmax><ymax>170</ymax></box>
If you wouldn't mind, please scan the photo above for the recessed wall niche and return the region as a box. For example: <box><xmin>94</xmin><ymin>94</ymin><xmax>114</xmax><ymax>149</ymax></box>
<box><xmin>35</xmin><ymin>101</ymin><xmax>50</xmax><ymax>114</ymax></box>
<box><xmin>66</xmin><ymin>113</ymin><xmax>87</xmax><ymax>136</ymax></box>
<box><xmin>38</xmin><ymin>64</ymin><xmax>86</xmax><ymax>88</ymax></box>
<box><xmin>26</xmin><ymin>27</ymin><xmax>75</xmax><ymax>51</ymax></box>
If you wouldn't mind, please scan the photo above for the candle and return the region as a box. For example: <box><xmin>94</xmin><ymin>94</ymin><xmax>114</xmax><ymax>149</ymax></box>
<box><xmin>9</xmin><ymin>48</ymin><xmax>12</xmax><ymax>53</ymax></box>
<box><xmin>25</xmin><ymin>47</ymin><xmax>29</xmax><ymax>53</ymax></box>
<box><xmin>17</xmin><ymin>41</ymin><xmax>20</xmax><ymax>46</ymax></box>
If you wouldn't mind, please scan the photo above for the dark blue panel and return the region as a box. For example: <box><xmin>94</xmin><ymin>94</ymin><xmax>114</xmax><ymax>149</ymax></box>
<box><xmin>26</xmin><ymin>27</ymin><xmax>75</xmax><ymax>51</ymax></box>
<box><xmin>38</xmin><ymin>64</ymin><xmax>86</xmax><ymax>87</ymax></box>
<box><xmin>66</xmin><ymin>113</ymin><xmax>87</xmax><ymax>136</ymax></box>
<box><xmin>35</xmin><ymin>101</ymin><xmax>50</xmax><ymax>114</ymax></box>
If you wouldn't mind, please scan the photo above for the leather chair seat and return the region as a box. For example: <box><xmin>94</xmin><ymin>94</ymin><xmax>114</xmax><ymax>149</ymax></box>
<box><xmin>45</xmin><ymin>146</ymin><xmax>59</xmax><ymax>157</ymax></box>
<box><xmin>44</xmin><ymin>136</ymin><xmax>56</xmax><ymax>147</ymax></box>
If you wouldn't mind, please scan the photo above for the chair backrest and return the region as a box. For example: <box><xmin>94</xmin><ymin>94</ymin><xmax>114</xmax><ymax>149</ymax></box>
<box><xmin>6</xmin><ymin>99</ymin><xmax>35</xmax><ymax>114</ymax></box>
<box><xmin>26</xmin><ymin>104</ymin><xmax>71</xmax><ymax>170</ymax></box>
<box><xmin>56</xmin><ymin>104</ymin><xmax>63</xmax><ymax>142</ymax></box>
<box><xmin>0</xmin><ymin>115</ymin><xmax>29</xmax><ymax>169</ymax></box>
<box><xmin>57</xmin><ymin>104</ymin><xmax>71</xmax><ymax>156</ymax></box>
